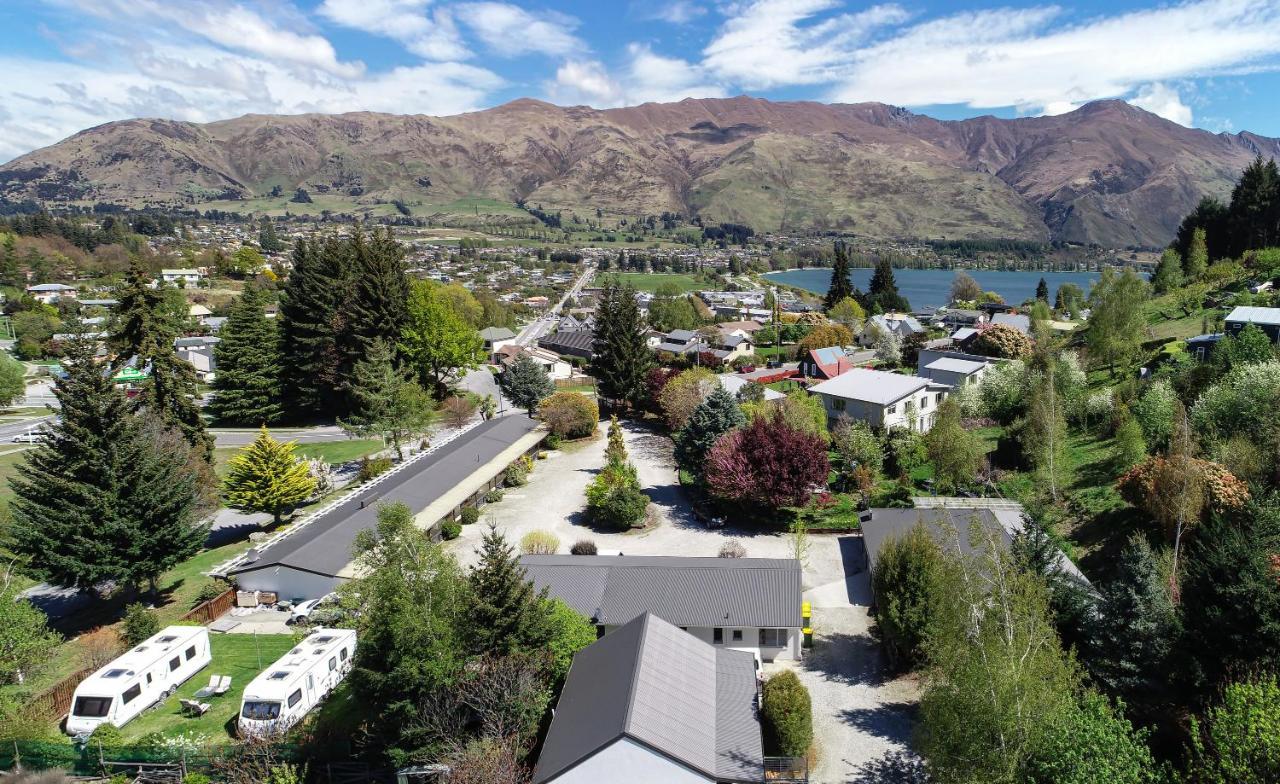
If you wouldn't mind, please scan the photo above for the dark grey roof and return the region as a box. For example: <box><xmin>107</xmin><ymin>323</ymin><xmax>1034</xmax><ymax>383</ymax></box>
<box><xmin>520</xmin><ymin>555</ymin><xmax>802</xmax><ymax>629</ymax></box>
<box><xmin>533</xmin><ymin>613</ymin><xmax>763</xmax><ymax>784</ymax></box>
<box><xmin>863</xmin><ymin>507</ymin><xmax>1010</xmax><ymax>576</ymax></box>
<box><xmin>231</xmin><ymin>415</ymin><xmax>541</xmax><ymax>579</ymax></box>
<box><xmin>538</xmin><ymin>329</ymin><xmax>595</xmax><ymax>356</ymax></box>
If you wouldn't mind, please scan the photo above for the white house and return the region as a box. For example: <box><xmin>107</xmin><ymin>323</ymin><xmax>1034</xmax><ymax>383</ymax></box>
<box><xmin>160</xmin><ymin>269</ymin><xmax>205</xmax><ymax>286</ymax></box>
<box><xmin>809</xmin><ymin>367</ymin><xmax>948</xmax><ymax>432</ymax></box>
<box><xmin>533</xmin><ymin>613</ymin><xmax>763</xmax><ymax>784</ymax></box>
<box><xmin>25</xmin><ymin>283</ymin><xmax>77</xmax><ymax>304</ymax></box>
<box><xmin>520</xmin><ymin>554</ymin><xmax>803</xmax><ymax>663</ymax></box>
<box><xmin>919</xmin><ymin>357</ymin><xmax>989</xmax><ymax>388</ymax></box>
<box><xmin>498</xmin><ymin>345</ymin><xmax>573</xmax><ymax>380</ymax></box>
<box><xmin>479</xmin><ymin>327</ymin><xmax>518</xmax><ymax>362</ymax></box>
<box><xmin>860</xmin><ymin>313</ymin><xmax>926</xmax><ymax>347</ymax></box>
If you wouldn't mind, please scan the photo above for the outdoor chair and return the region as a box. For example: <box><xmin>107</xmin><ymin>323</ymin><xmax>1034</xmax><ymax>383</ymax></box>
<box><xmin>180</xmin><ymin>698</ymin><xmax>211</xmax><ymax>717</ymax></box>
<box><xmin>213</xmin><ymin>675</ymin><xmax>232</xmax><ymax>696</ymax></box>
<box><xmin>193</xmin><ymin>675</ymin><xmax>219</xmax><ymax>699</ymax></box>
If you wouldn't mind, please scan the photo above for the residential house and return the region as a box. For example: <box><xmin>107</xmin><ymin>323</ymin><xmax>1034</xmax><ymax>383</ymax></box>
<box><xmin>538</xmin><ymin>329</ymin><xmax>595</xmax><ymax>362</ymax></box>
<box><xmin>990</xmin><ymin>312</ymin><xmax>1032</xmax><ymax>334</ymax></box>
<box><xmin>801</xmin><ymin>346</ymin><xmax>854</xmax><ymax>381</ymax></box>
<box><xmin>25</xmin><ymin>283</ymin><xmax>77</xmax><ymax>304</ymax></box>
<box><xmin>809</xmin><ymin>368</ymin><xmax>947</xmax><ymax>431</ymax></box>
<box><xmin>860</xmin><ymin>313</ymin><xmax>926</xmax><ymax>347</ymax></box>
<box><xmin>708</xmin><ymin>333</ymin><xmax>754</xmax><ymax>364</ymax></box>
<box><xmin>656</xmin><ymin>329</ymin><xmax>702</xmax><ymax>356</ymax></box>
<box><xmin>533</xmin><ymin>613</ymin><xmax>763</xmax><ymax>784</ymax></box>
<box><xmin>520</xmin><ymin>554</ymin><xmax>804</xmax><ymax>662</ymax></box>
<box><xmin>717</xmin><ymin>374</ymin><xmax>785</xmax><ymax>402</ymax></box>
<box><xmin>160</xmin><ymin>268</ymin><xmax>205</xmax><ymax>286</ymax></box>
<box><xmin>919</xmin><ymin>357</ymin><xmax>989</xmax><ymax>388</ymax></box>
<box><xmin>479</xmin><ymin>326</ymin><xmax>518</xmax><ymax>362</ymax></box>
<box><xmin>1186</xmin><ymin>332</ymin><xmax>1223</xmax><ymax>361</ymax></box>
<box><xmin>204</xmin><ymin>316</ymin><xmax>228</xmax><ymax>333</ymax></box>
<box><xmin>188</xmin><ymin>304</ymin><xmax>213</xmax><ymax>325</ymax></box>
<box><xmin>716</xmin><ymin>320</ymin><xmax>765</xmax><ymax>338</ymax></box>
<box><xmin>174</xmin><ymin>336</ymin><xmax>220</xmax><ymax>382</ymax></box>
<box><xmin>1224</xmin><ymin>305</ymin><xmax>1280</xmax><ymax>343</ymax></box>
<box><xmin>497</xmin><ymin>344</ymin><xmax>573</xmax><ymax>380</ymax></box>
<box><xmin>525</xmin><ymin>295</ymin><xmax>551</xmax><ymax>309</ymax></box>
<box><xmin>937</xmin><ymin>309</ymin><xmax>987</xmax><ymax>330</ymax></box>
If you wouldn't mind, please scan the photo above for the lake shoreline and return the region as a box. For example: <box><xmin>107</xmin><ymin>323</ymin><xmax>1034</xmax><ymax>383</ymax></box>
<box><xmin>763</xmin><ymin>268</ymin><xmax>1102</xmax><ymax>310</ymax></box>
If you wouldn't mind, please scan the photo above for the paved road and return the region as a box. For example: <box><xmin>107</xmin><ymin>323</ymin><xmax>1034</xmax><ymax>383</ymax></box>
<box><xmin>513</xmin><ymin>264</ymin><xmax>594</xmax><ymax>347</ymax></box>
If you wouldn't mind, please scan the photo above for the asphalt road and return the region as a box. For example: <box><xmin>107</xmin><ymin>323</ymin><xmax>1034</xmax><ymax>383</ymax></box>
<box><xmin>514</xmin><ymin>264</ymin><xmax>593</xmax><ymax>347</ymax></box>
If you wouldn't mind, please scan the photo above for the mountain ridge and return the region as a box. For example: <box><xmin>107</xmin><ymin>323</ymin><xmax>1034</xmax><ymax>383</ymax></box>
<box><xmin>4</xmin><ymin>96</ymin><xmax>1278</xmax><ymax>247</ymax></box>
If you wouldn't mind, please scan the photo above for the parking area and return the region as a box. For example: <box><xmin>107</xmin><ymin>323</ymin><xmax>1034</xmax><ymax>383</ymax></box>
<box><xmin>450</xmin><ymin>418</ymin><xmax>922</xmax><ymax>782</ymax></box>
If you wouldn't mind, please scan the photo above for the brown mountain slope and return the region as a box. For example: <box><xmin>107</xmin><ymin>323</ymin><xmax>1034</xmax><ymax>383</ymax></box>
<box><xmin>3</xmin><ymin>96</ymin><xmax>1278</xmax><ymax>247</ymax></box>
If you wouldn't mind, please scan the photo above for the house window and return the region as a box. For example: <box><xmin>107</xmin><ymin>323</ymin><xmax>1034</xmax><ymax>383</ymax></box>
<box><xmin>287</xmin><ymin>690</ymin><xmax>302</xmax><ymax>708</ymax></box>
<box><xmin>185</xmin><ymin>646</ymin><xmax>196</xmax><ymax>661</ymax></box>
<box><xmin>920</xmin><ymin>396</ymin><xmax>929</xmax><ymax>409</ymax></box>
<box><xmin>759</xmin><ymin>629</ymin><xmax>787</xmax><ymax>648</ymax></box>
<box><xmin>713</xmin><ymin>628</ymin><xmax>724</xmax><ymax>645</ymax></box>
<box><xmin>122</xmin><ymin>684</ymin><xmax>142</xmax><ymax>705</ymax></box>
<box><xmin>886</xmin><ymin>404</ymin><xmax>896</xmax><ymax>415</ymax></box>
<box><xmin>833</xmin><ymin>398</ymin><xmax>846</xmax><ymax>411</ymax></box>
<box><xmin>169</xmin><ymin>657</ymin><xmax>180</xmax><ymax>672</ymax></box>
<box><xmin>732</xmin><ymin>630</ymin><xmax>743</xmax><ymax>642</ymax></box>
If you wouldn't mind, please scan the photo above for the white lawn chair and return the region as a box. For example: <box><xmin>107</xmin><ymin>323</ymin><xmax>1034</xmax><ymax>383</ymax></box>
<box><xmin>180</xmin><ymin>698</ymin><xmax>211</xmax><ymax>717</ymax></box>
<box><xmin>213</xmin><ymin>675</ymin><xmax>232</xmax><ymax>696</ymax></box>
<box><xmin>193</xmin><ymin>675</ymin><xmax>219</xmax><ymax>699</ymax></box>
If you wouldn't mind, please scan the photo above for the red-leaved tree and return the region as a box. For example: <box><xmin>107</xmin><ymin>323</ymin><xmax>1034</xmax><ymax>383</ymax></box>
<box><xmin>705</xmin><ymin>411</ymin><xmax>830</xmax><ymax>509</ymax></box>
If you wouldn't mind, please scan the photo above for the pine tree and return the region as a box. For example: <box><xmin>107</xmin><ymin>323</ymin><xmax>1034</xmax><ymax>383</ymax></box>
<box><xmin>109</xmin><ymin>258</ymin><xmax>167</xmax><ymax>362</ymax></box>
<box><xmin>605</xmin><ymin>415</ymin><xmax>628</xmax><ymax>464</ymax></box>
<box><xmin>9</xmin><ymin>336</ymin><xmax>204</xmax><ymax>592</ymax></box>
<box><xmin>502</xmin><ymin>353</ymin><xmax>555</xmax><ymax>414</ymax></box>
<box><xmin>1184</xmin><ymin>227</ymin><xmax>1209</xmax><ymax>281</ymax></box>
<box><xmin>590</xmin><ymin>280</ymin><xmax>653</xmax><ymax>410</ymax></box>
<box><xmin>466</xmin><ymin>525</ymin><xmax>548</xmax><ymax>656</ymax></box>
<box><xmin>824</xmin><ymin>240</ymin><xmax>854</xmax><ymax>310</ymax></box>
<box><xmin>207</xmin><ymin>284</ymin><xmax>283</xmax><ymax>425</ymax></box>
<box><xmin>222</xmin><ymin>427</ymin><xmax>317</xmax><ymax>525</ymax></box>
<box><xmin>342</xmin><ymin>227</ymin><xmax>409</xmax><ymax>390</ymax></box>
<box><xmin>674</xmin><ymin>384</ymin><xmax>745</xmax><ymax>471</ymax></box>
<box><xmin>340</xmin><ymin>338</ymin><xmax>433</xmax><ymax>459</ymax></box>
<box><xmin>278</xmin><ymin>235</ymin><xmax>355</xmax><ymax>419</ymax></box>
<box><xmin>868</xmin><ymin>259</ymin><xmax>910</xmax><ymax>313</ymax></box>
<box><xmin>258</xmin><ymin>218</ymin><xmax>285</xmax><ymax>253</ymax></box>
<box><xmin>1088</xmin><ymin>536</ymin><xmax>1177</xmax><ymax>707</ymax></box>
<box><xmin>1035</xmin><ymin>277</ymin><xmax>1050</xmax><ymax>302</ymax></box>
<box><xmin>1227</xmin><ymin>155</ymin><xmax>1280</xmax><ymax>255</ymax></box>
<box><xmin>143</xmin><ymin>349</ymin><xmax>214</xmax><ymax>461</ymax></box>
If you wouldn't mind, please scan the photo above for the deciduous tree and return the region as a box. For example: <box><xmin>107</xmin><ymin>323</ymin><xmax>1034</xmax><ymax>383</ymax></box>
<box><xmin>400</xmin><ymin>279</ymin><xmax>485</xmax><ymax>398</ymax></box>
<box><xmin>704</xmin><ymin>411</ymin><xmax>829</xmax><ymax>510</ymax></box>
<box><xmin>924</xmin><ymin>398</ymin><xmax>982</xmax><ymax>493</ymax></box>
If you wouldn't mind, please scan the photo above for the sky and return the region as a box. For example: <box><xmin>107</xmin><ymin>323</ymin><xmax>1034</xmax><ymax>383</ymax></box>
<box><xmin>2</xmin><ymin>0</ymin><xmax>1280</xmax><ymax>162</ymax></box>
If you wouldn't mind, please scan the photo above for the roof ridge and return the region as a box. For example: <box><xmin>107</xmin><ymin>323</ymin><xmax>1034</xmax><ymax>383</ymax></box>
<box><xmin>619</xmin><ymin>613</ymin><xmax>652</xmax><ymax>737</ymax></box>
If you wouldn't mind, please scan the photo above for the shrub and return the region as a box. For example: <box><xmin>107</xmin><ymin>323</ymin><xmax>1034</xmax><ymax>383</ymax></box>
<box><xmin>78</xmin><ymin>626</ymin><xmax>122</xmax><ymax>669</ymax></box>
<box><xmin>192</xmin><ymin>579</ymin><xmax>231</xmax><ymax>608</ymax></box>
<box><xmin>761</xmin><ymin>670</ymin><xmax>812</xmax><ymax>757</ymax></box>
<box><xmin>459</xmin><ymin>507</ymin><xmax>480</xmax><ymax>525</ymax></box>
<box><xmin>570</xmin><ymin>539</ymin><xmax>598</xmax><ymax>555</ymax></box>
<box><xmin>183</xmin><ymin>774</ymin><xmax>212</xmax><ymax>784</ymax></box>
<box><xmin>586</xmin><ymin>461</ymin><xmax>650</xmax><ymax>530</ymax></box>
<box><xmin>121</xmin><ymin>603</ymin><xmax>159</xmax><ymax>646</ymax></box>
<box><xmin>520</xmin><ymin>530</ymin><xmax>559</xmax><ymax>555</ymax></box>
<box><xmin>440</xmin><ymin>521</ymin><xmax>462</xmax><ymax>540</ymax></box>
<box><xmin>971</xmin><ymin>323</ymin><xmax>1033</xmax><ymax>359</ymax></box>
<box><xmin>719</xmin><ymin>540</ymin><xmax>746</xmax><ymax>558</ymax></box>
<box><xmin>88</xmin><ymin>722</ymin><xmax>124</xmax><ymax>749</ymax></box>
<box><xmin>1132</xmin><ymin>379</ymin><xmax>1176</xmax><ymax>450</ymax></box>
<box><xmin>704</xmin><ymin>411</ymin><xmax>830</xmax><ymax>510</ymax></box>
<box><xmin>483</xmin><ymin>488</ymin><xmax>505</xmax><ymax>503</ymax></box>
<box><xmin>659</xmin><ymin>367</ymin><xmax>718</xmax><ymax>430</ymax></box>
<box><xmin>545</xmin><ymin>433</ymin><xmax>563</xmax><ymax>449</ymax></box>
<box><xmin>1189</xmin><ymin>671</ymin><xmax>1280</xmax><ymax>784</ymax></box>
<box><xmin>504</xmin><ymin>461</ymin><xmax>528</xmax><ymax>487</ymax></box>
<box><xmin>538</xmin><ymin>392</ymin><xmax>599</xmax><ymax>439</ymax></box>
<box><xmin>357</xmin><ymin>456</ymin><xmax>393</xmax><ymax>482</ymax></box>
<box><xmin>871</xmin><ymin>524</ymin><xmax>943</xmax><ymax>670</ymax></box>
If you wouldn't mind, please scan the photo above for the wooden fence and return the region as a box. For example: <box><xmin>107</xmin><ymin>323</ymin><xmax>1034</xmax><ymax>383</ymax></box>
<box><xmin>179</xmin><ymin>588</ymin><xmax>236</xmax><ymax>625</ymax></box>
<box><xmin>27</xmin><ymin>663</ymin><xmax>101</xmax><ymax>720</ymax></box>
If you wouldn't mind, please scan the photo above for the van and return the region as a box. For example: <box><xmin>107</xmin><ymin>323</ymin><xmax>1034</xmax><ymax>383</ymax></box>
<box><xmin>238</xmin><ymin>627</ymin><xmax>356</xmax><ymax>737</ymax></box>
<box><xmin>66</xmin><ymin>626</ymin><xmax>211</xmax><ymax>735</ymax></box>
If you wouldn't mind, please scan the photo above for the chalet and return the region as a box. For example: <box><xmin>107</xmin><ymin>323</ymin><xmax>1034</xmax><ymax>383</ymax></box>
<box><xmin>520</xmin><ymin>555</ymin><xmax>804</xmax><ymax>662</ymax></box>
<box><xmin>533</xmin><ymin>613</ymin><xmax>763</xmax><ymax>784</ymax></box>
<box><xmin>809</xmin><ymin>368</ymin><xmax>947</xmax><ymax>432</ymax></box>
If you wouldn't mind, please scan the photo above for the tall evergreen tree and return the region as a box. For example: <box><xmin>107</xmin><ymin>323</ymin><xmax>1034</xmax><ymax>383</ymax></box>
<box><xmin>278</xmin><ymin>234</ymin><xmax>354</xmax><ymax>419</ymax></box>
<box><xmin>1184</xmin><ymin>227</ymin><xmax>1209</xmax><ymax>280</ymax></box>
<box><xmin>342</xmin><ymin>227</ymin><xmax>409</xmax><ymax>386</ymax></box>
<box><xmin>466</xmin><ymin>525</ymin><xmax>549</xmax><ymax>656</ymax></box>
<box><xmin>1227</xmin><ymin>155</ymin><xmax>1280</xmax><ymax>256</ymax></box>
<box><xmin>258</xmin><ymin>218</ymin><xmax>285</xmax><ymax>253</ymax></box>
<box><xmin>1174</xmin><ymin>195</ymin><xmax>1230</xmax><ymax>261</ymax></box>
<box><xmin>9</xmin><ymin>335</ymin><xmax>205</xmax><ymax>592</ymax></box>
<box><xmin>868</xmin><ymin>258</ymin><xmax>910</xmax><ymax>313</ymax></box>
<box><xmin>1035</xmin><ymin>277</ymin><xmax>1049</xmax><ymax>302</ymax></box>
<box><xmin>109</xmin><ymin>258</ymin><xmax>167</xmax><ymax>362</ymax></box>
<box><xmin>590</xmin><ymin>280</ymin><xmax>653</xmax><ymax>410</ymax></box>
<box><xmin>207</xmin><ymin>284</ymin><xmax>283</xmax><ymax>425</ymax></box>
<box><xmin>501</xmin><ymin>353</ymin><xmax>555</xmax><ymax>414</ymax></box>
<box><xmin>143</xmin><ymin>350</ymin><xmax>213</xmax><ymax>461</ymax></box>
<box><xmin>824</xmin><ymin>240</ymin><xmax>854</xmax><ymax>311</ymax></box>
<box><xmin>340</xmin><ymin>338</ymin><xmax>433</xmax><ymax>459</ymax></box>
<box><xmin>674</xmin><ymin>383</ymin><xmax>745</xmax><ymax>471</ymax></box>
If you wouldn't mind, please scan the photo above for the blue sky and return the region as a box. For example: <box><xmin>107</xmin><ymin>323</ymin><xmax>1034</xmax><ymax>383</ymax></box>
<box><xmin>2</xmin><ymin>0</ymin><xmax>1280</xmax><ymax>162</ymax></box>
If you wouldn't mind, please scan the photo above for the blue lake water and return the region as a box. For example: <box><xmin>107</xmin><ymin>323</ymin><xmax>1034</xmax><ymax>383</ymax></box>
<box><xmin>763</xmin><ymin>268</ymin><xmax>1103</xmax><ymax>310</ymax></box>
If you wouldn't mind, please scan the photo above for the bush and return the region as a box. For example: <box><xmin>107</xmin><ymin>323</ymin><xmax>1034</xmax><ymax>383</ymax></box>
<box><xmin>183</xmin><ymin>774</ymin><xmax>212</xmax><ymax>784</ymax></box>
<box><xmin>761</xmin><ymin>670</ymin><xmax>812</xmax><ymax>757</ymax></box>
<box><xmin>357</xmin><ymin>456</ymin><xmax>393</xmax><ymax>482</ymax></box>
<box><xmin>545</xmin><ymin>433</ymin><xmax>563</xmax><ymax>449</ymax></box>
<box><xmin>483</xmin><ymin>488</ymin><xmax>505</xmax><ymax>503</ymax></box>
<box><xmin>570</xmin><ymin>539</ymin><xmax>598</xmax><ymax>555</ymax></box>
<box><xmin>121</xmin><ymin>603</ymin><xmax>159</xmax><ymax>646</ymax></box>
<box><xmin>520</xmin><ymin>530</ymin><xmax>559</xmax><ymax>554</ymax></box>
<box><xmin>88</xmin><ymin>722</ymin><xmax>124</xmax><ymax>749</ymax></box>
<box><xmin>971</xmin><ymin>324</ymin><xmax>1033</xmax><ymax>359</ymax></box>
<box><xmin>441</xmin><ymin>521</ymin><xmax>462</xmax><ymax>540</ymax></box>
<box><xmin>192</xmin><ymin>579</ymin><xmax>231</xmax><ymax>608</ymax></box>
<box><xmin>871</xmin><ymin>524</ymin><xmax>943</xmax><ymax>670</ymax></box>
<box><xmin>459</xmin><ymin>507</ymin><xmax>480</xmax><ymax>525</ymax></box>
<box><xmin>719</xmin><ymin>540</ymin><xmax>746</xmax><ymax>558</ymax></box>
<box><xmin>504</xmin><ymin>461</ymin><xmax>528</xmax><ymax>487</ymax></box>
<box><xmin>538</xmin><ymin>392</ymin><xmax>599</xmax><ymax>439</ymax></box>
<box><xmin>78</xmin><ymin>626</ymin><xmax>122</xmax><ymax>669</ymax></box>
<box><xmin>585</xmin><ymin>462</ymin><xmax>650</xmax><ymax>530</ymax></box>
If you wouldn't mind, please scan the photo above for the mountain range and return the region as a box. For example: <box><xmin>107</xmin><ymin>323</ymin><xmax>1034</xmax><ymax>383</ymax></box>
<box><xmin>3</xmin><ymin>96</ymin><xmax>1279</xmax><ymax>248</ymax></box>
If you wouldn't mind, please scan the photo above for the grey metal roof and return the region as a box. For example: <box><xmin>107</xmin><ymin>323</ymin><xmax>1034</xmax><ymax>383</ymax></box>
<box><xmin>667</xmin><ymin>329</ymin><xmax>698</xmax><ymax>342</ymax></box>
<box><xmin>533</xmin><ymin>613</ymin><xmax>763</xmax><ymax>784</ymax></box>
<box><xmin>520</xmin><ymin>555</ymin><xmax>802</xmax><ymax>629</ymax></box>
<box><xmin>231</xmin><ymin>415</ymin><xmax>541</xmax><ymax>579</ymax></box>
<box><xmin>479</xmin><ymin>326</ymin><xmax>517</xmax><ymax>341</ymax></box>
<box><xmin>991</xmin><ymin>313</ymin><xmax>1032</xmax><ymax>333</ymax></box>
<box><xmin>862</xmin><ymin>508</ymin><xmax>1010</xmax><ymax>576</ymax></box>
<box><xmin>1225</xmin><ymin>305</ymin><xmax>1280</xmax><ymax>326</ymax></box>
<box><xmin>538</xmin><ymin>329</ymin><xmax>595</xmax><ymax>355</ymax></box>
<box><xmin>809</xmin><ymin>368</ymin><xmax>929</xmax><ymax>406</ymax></box>
<box><xmin>924</xmin><ymin>357</ymin><xmax>987</xmax><ymax>375</ymax></box>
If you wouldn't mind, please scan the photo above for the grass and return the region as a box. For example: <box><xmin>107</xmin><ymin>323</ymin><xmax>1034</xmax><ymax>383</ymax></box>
<box><xmin>607</xmin><ymin>272</ymin><xmax>706</xmax><ymax>293</ymax></box>
<box><xmin>214</xmin><ymin>439</ymin><xmax>383</xmax><ymax>476</ymax></box>
<box><xmin>0</xmin><ymin>447</ymin><xmax>33</xmax><ymax>505</ymax></box>
<box><xmin>118</xmin><ymin>633</ymin><xmax>299</xmax><ymax>743</ymax></box>
<box><xmin>766</xmin><ymin>379</ymin><xmax>803</xmax><ymax>393</ymax></box>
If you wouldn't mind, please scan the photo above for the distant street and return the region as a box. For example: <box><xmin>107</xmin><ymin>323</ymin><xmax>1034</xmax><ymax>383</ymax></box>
<box><xmin>513</xmin><ymin>264</ymin><xmax>593</xmax><ymax>347</ymax></box>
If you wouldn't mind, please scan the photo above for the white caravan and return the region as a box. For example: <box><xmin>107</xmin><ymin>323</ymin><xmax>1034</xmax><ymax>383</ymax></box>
<box><xmin>66</xmin><ymin>626</ymin><xmax>211</xmax><ymax>735</ymax></box>
<box><xmin>238</xmin><ymin>627</ymin><xmax>356</xmax><ymax>737</ymax></box>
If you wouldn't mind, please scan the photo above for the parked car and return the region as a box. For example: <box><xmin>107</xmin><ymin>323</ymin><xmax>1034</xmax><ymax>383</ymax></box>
<box><xmin>287</xmin><ymin>593</ymin><xmax>338</xmax><ymax>625</ymax></box>
<box><xmin>12</xmin><ymin>429</ymin><xmax>42</xmax><ymax>443</ymax></box>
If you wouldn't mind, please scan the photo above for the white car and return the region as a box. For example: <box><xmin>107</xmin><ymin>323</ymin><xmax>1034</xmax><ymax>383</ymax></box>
<box><xmin>287</xmin><ymin>593</ymin><xmax>338</xmax><ymax>625</ymax></box>
<box><xmin>11</xmin><ymin>430</ymin><xmax>42</xmax><ymax>443</ymax></box>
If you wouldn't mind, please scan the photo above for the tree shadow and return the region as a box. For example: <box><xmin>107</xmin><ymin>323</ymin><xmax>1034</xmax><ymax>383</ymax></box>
<box><xmin>845</xmin><ymin>749</ymin><xmax>929</xmax><ymax>784</ymax></box>
<box><xmin>802</xmin><ymin>630</ymin><xmax>889</xmax><ymax>687</ymax></box>
<box><xmin>837</xmin><ymin>702</ymin><xmax>917</xmax><ymax>745</ymax></box>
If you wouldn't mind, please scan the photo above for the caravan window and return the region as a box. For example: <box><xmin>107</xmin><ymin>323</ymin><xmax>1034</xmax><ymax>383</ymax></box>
<box><xmin>73</xmin><ymin>696</ymin><xmax>112</xmax><ymax>717</ymax></box>
<box><xmin>287</xmin><ymin>690</ymin><xmax>302</xmax><ymax>708</ymax></box>
<box><xmin>122</xmin><ymin>684</ymin><xmax>142</xmax><ymax>704</ymax></box>
<box><xmin>339</xmin><ymin>648</ymin><xmax>348</xmax><ymax>662</ymax></box>
<box><xmin>241</xmin><ymin>701</ymin><xmax>281</xmax><ymax>720</ymax></box>
<box><xmin>169</xmin><ymin>657</ymin><xmax>180</xmax><ymax>672</ymax></box>
<box><xmin>185</xmin><ymin>646</ymin><xmax>196</xmax><ymax>661</ymax></box>
<box><xmin>328</xmin><ymin>657</ymin><xmax>337</xmax><ymax>672</ymax></box>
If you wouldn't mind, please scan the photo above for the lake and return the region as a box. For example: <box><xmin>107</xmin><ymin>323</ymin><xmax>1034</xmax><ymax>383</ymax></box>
<box><xmin>763</xmin><ymin>268</ymin><xmax>1103</xmax><ymax>310</ymax></box>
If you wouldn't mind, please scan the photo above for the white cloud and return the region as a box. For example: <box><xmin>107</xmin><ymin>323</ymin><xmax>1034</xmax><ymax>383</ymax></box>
<box><xmin>455</xmin><ymin>2</ymin><xmax>583</xmax><ymax>57</ymax></box>
<box><xmin>828</xmin><ymin>0</ymin><xmax>1280</xmax><ymax>119</ymax></box>
<box><xmin>317</xmin><ymin>0</ymin><xmax>472</xmax><ymax>61</ymax></box>
<box><xmin>703</xmin><ymin>0</ymin><xmax>909</xmax><ymax>88</ymax></box>
<box><xmin>638</xmin><ymin>1</ymin><xmax>707</xmax><ymax>24</ymax></box>
<box><xmin>547</xmin><ymin>44</ymin><xmax>724</xmax><ymax>107</ymax></box>
<box><xmin>1131</xmin><ymin>82</ymin><xmax>1193</xmax><ymax>126</ymax></box>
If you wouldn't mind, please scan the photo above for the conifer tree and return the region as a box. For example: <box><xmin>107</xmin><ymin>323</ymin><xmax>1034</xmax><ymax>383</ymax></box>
<box><xmin>674</xmin><ymin>384</ymin><xmax>745</xmax><ymax>472</ymax></box>
<box><xmin>604</xmin><ymin>415</ymin><xmax>628</xmax><ymax>464</ymax></box>
<box><xmin>1035</xmin><ymin>277</ymin><xmax>1050</xmax><ymax>302</ymax></box>
<box><xmin>278</xmin><ymin>235</ymin><xmax>355</xmax><ymax>419</ymax></box>
<box><xmin>109</xmin><ymin>258</ymin><xmax>167</xmax><ymax>361</ymax></box>
<box><xmin>502</xmin><ymin>353</ymin><xmax>555</xmax><ymax>414</ymax></box>
<box><xmin>222</xmin><ymin>427</ymin><xmax>316</xmax><ymax>525</ymax></box>
<box><xmin>342</xmin><ymin>228</ymin><xmax>409</xmax><ymax>382</ymax></box>
<box><xmin>590</xmin><ymin>280</ymin><xmax>652</xmax><ymax>410</ymax></box>
<box><xmin>340</xmin><ymin>338</ymin><xmax>434</xmax><ymax>458</ymax></box>
<box><xmin>207</xmin><ymin>284</ymin><xmax>283</xmax><ymax>425</ymax></box>
<box><xmin>824</xmin><ymin>240</ymin><xmax>855</xmax><ymax>310</ymax></box>
<box><xmin>868</xmin><ymin>258</ymin><xmax>910</xmax><ymax>313</ymax></box>
<box><xmin>1227</xmin><ymin>155</ymin><xmax>1280</xmax><ymax>255</ymax></box>
<box><xmin>466</xmin><ymin>525</ymin><xmax>548</xmax><ymax>656</ymax></box>
<box><xmin>143</xmin><ymin>350</ymin><xmax>214</xmax><ymax>461</ymax></box>
<box><xmin>9</xmin><ymin>335</ymin><xmax>205</xmax><ymax>592</ymax></box>
<box><xmin>1184</xmin><ymin>227</ymin><xmax>1209</xmax><ymax>280</ymax></box>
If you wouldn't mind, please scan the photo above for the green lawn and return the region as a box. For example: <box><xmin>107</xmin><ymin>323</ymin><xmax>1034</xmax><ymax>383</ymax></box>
<box><xmin>607</xmin><ymin>272</ymin><xmax>707</xmax><ymax>293</ymax></box>
<box><xmin>119</xmin><ymin>634</ymin><xmax>298</xmax><ymax>743</ymax></box>
<box><xmin>214</xmin><ymin>439</ymin><xmax>382</xmax><ymax>476</ymax></box>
